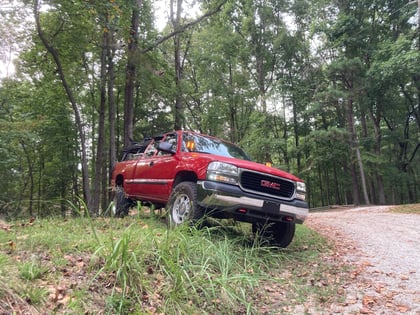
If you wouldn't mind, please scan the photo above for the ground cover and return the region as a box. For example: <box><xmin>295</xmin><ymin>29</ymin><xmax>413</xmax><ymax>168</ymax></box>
<box><xmin>0</xmin><ymin>209</ymin><xmax>353</xmax><ymax>314</ymax></box>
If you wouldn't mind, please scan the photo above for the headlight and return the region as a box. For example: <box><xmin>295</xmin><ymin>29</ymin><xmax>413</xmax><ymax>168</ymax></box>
<box><xmin>296</xmin><ymin>182</ymin><xmax>306</xmax><ymax>201</ymax></box>
<box><xmin>207</xmin><ymin>162</ymin><xmax>239</xmax><ymax>185</ymax></box>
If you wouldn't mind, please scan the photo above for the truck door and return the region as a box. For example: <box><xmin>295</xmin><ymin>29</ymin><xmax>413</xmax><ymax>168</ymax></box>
<box><xmin>130</xmin><ymin>133</ymin><xmax>178</xmax><ymax>202</ymax></box>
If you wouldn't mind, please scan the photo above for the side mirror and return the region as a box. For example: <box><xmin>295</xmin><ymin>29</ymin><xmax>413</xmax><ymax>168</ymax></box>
<box><xmin>157</xmin><ymin>141</ymin><xmax>175</xmax><ymax>154</ymax></box>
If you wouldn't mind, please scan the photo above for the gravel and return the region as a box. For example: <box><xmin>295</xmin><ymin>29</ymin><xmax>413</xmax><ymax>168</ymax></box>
<box><xmin>306</xmin><ymin>206</ymin><xmax>420</xmax><ymax>315</ymax></box>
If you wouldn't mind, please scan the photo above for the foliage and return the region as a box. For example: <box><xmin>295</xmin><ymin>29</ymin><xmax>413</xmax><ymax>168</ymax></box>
<box><xmin>0</xmin><ymin>0</ymin><xmax>419</xmax><ymax>218</ymax></box>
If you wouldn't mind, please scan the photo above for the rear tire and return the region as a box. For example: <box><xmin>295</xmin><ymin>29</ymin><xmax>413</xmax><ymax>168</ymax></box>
<box><xmin>253</xmin><ymin>221</ymin><xmax>296</xmax><ymax>248</ymax></box>
<box><xmin>166</xmin><ymin>181</ymin><xmax>204</xmax><ymax>227</ymax></box>
<box><xmin>113</xmin><ymin>185</ymin><xmax>130</xmax><ymax>217</ymax></box>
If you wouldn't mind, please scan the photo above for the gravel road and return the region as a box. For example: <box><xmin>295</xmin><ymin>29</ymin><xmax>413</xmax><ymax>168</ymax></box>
<box><xmin>306</xmin><ymin>206</ymin><xmax>420</xmax><ymax>315</ymax></box>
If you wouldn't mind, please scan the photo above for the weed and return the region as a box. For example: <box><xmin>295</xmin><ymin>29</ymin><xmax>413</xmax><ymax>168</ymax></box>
<box><xmin>67</xmin><ymin>197</ymin><xmax>101</xmax><ymax>245</ymax></box>
<box><xmin>18</xmin><ymin>260</ymin><xmax>48</xmax><ymax>281</ymax></box>
<box><xmin>101</xmin><ymin>224</ymin><xmax>151</xmax><ymax>314</ymax></box>
<box><xmin>0</xmin><ymin>253</ymin><xmax>8</xmax><ymax>270</ymax></box>
<box><xmin>105</xmin><ymin>293</ymin><xmax>131</xmax><ymax>314</ymax></box>
<box><xmin>16</xmin><ymin>283</ymin><xmax>48</xmax><ymax>305</ymax></box>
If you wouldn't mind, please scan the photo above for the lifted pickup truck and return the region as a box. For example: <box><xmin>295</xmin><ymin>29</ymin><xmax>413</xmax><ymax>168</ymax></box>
<box><xmin>111</xmin><ymin>130</ymin><xmax>308</xmax><ymax>247</ymax></box>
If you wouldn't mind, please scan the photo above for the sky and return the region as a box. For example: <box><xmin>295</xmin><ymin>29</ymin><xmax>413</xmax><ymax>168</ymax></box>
<box><xmin>154</xmin><ymin>0</ymin><xmax>200</xmax><ymax>31</ymax></box>
<box><xmin>0</xmin><ymin>54</ymin><xmax>15</xmax><ymax>79</ymax></box>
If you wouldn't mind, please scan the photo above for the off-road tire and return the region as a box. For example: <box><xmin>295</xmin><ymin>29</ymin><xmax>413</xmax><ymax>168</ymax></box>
<box><xmin>253</xmin><ymin>221</ymin><xmax>296</xmax><ymax>248</ymax></box>
<box><xmin>113</xmin><ymin>185</ymin><xmax>130</xmax><ymax>217</ymax></box>
<box><xmin>166</xmin><ymin>181</ymin><xmax>204</xmax><ymax>227</ymax></box>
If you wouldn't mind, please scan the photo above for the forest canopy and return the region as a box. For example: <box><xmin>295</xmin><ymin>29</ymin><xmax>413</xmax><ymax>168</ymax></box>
<box><xmin>0</xmin><ymin>0</ymin><xmax>419</xmax><ymax>218</ymax></box>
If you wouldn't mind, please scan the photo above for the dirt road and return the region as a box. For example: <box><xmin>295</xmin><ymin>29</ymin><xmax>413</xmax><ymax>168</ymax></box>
<box><xmin>306</xmin><ymin>206</ymin><xmax>420</xmax><ymax>315</ymax></box>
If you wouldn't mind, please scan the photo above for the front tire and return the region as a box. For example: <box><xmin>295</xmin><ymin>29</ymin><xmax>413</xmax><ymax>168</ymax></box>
<box><xmin>166</xmin><ymin>181</ymin><xmax>204</xmax><ymax>227</ymax></box>
<box><xmin>253</xmin><ymin>221</ymin><xmax>296</xmax><ymax>248</ymax></box>
<box><xmin>113</xmin><ymin>185</ymin><xmax>131</xmax><ymax>217</ymax></box>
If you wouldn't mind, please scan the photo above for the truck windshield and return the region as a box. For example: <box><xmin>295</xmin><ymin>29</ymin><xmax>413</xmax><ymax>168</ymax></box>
<box><xmin>182</xmin><ymin>133</ymin><xmax>251</xmax><ymax>161</ymax></box>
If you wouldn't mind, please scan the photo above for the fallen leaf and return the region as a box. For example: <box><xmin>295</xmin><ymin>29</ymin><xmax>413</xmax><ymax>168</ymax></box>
<box><xmin>345</xmin><ymin>297</ymin><xmax>357</xmax><ymax>305</ymax></box>
<box><xmin>8</xmin><ymin>240</ymin><xmax>16</xmax><ymax>251</ymax></box>
<box><xmin>397</xmin><ymin>305</ymin><xmax>410</xmax><ymax>313</ymax></box>
<box><xmin>360</xmin><ymin>307</ymin><xmax>374</xmax><ymax>314</ymax></box>
<box><xmin>385</xmin><ymin>292</ymin><xmax>396</xmax><ymax>299</ymax></box>
<box><xmin>58</xmin><ymin>294</ymin><xmax>71</xmax><ymax>306</ymax></box>
<box><xmin>362</xmin><ymin>295</ymin><xmax>376</xmax><ymax>306</ymax></box>
<box><xmin>361</xmin><ymin>260</ymin><xmax>373</xmax><ymax>267</ymax></box>
<box><xmin>374</xmin><ymin>283</ymin><xmax>385</xmax><ymax>293</ymax></box>
<box><xmin>0</xmin><ymin>221</ymin><xmax>11</xmax><ymax>231</ymax></box>
<box><xmin>76</xmin><ymin>260</ymin><xmax>85</xmax><ymax>269</ymax></box>
<box><xmin>400</xmin><ymin>275</ymin><xmax>409</xmax><ymax>280</ymax></box>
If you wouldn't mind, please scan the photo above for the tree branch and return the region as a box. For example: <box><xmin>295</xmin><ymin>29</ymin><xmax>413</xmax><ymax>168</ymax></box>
<box><xmin>141</xmin><ymin>0</ymin><xmax>227</xmax><ymax>54</ymax></box>
<box><xmin>409</xmin><ymin>142</ymin><xmax>420</xmax><ymax>164</ymax></box>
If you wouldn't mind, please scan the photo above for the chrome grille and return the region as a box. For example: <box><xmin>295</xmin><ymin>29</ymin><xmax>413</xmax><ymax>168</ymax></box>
<box><xmin>240</xmin><ymin>170</ymin><xmax>295</xmax><ymax>199</ymax></box>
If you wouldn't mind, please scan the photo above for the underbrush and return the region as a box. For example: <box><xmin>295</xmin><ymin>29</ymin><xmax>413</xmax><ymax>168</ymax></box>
<box><xmin>0</xmin><ymin>212</ymin><xmax>349</xmax><ymax>314</ymax></box>
<box><xmin>390</xmin><ymin>203</ymin><xmax>420</xmax><ymax>214</ymax></box>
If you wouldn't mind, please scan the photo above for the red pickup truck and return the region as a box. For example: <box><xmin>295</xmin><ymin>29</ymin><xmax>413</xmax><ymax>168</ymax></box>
<box><xmin>111</xmin><ymin>130</ymin><xmax>308</xmax><ymax>247</ymax></box>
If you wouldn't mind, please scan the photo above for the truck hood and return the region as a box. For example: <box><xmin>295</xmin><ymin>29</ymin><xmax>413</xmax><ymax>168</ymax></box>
<box><xmin>191</xmin><ymin>153</ymin><xmax>303</xmax><ymax>182</ymax></box>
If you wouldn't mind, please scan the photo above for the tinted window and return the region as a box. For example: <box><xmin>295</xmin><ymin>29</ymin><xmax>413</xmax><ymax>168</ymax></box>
<box><xmin>183</xmin><ymin>133</ymin><xmax>250</xmax><ymax>160</ymax></box>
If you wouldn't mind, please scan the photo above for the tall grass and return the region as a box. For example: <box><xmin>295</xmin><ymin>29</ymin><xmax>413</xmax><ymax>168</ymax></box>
<box><xmin>142</xmin><ymin>223</ymin><xmax>290</xmax><ymax>314</ymax></box>
<box><xmin>96</xmin><ymin>221</ymin><xmax>272</xmax><ymax>314</ymax></box>
<box><xmin>0</xmin><ymin>209</ymin><xmax>347</xmax><ymax>314</ymax></box>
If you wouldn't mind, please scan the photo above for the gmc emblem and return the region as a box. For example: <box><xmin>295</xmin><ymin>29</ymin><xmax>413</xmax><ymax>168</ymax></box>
<box><xmin>260</xmin><ymin>180</ymin><xmax>281</xmax><ymax>190</ymax></box>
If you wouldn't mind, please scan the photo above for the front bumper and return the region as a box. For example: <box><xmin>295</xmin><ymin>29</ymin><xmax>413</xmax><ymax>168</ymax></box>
<box><xmin>196</xmin><ymin>180</ymin><xmax>308</xmax><ymax>224</ymax></box>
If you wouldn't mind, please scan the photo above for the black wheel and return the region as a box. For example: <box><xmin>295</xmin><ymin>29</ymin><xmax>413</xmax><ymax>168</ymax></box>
<box><xmin>112</xmin><ymin>185</ymin><xmax>130</xmax><ymax>217</ymax></box>
<box><xmin>166</xmin><ymin>181</ymin><xmax>203</xmax><ymax>227</ymax></box>
<box><xmin>252</xmin><ymin>221</ymin><xmax>296</xmax><ymax>248</ymax></box>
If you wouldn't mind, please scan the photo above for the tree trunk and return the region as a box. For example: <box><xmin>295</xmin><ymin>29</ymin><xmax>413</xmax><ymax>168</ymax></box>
<box><xmin>333</xmin><ymin>164</ymin><xmax>341</xmax><ymax>204</ymax></box>
<box><xmin>34</xmin><ymin>0</ymin><xmax>92</xmax><ymax>213</ymax></box>
<box><xmin>92</xmin><ymin>30</ymin><xmax>108</xmax><ymax>215</ymax></box>
<box><xmin>288</xmin><ymin>72</ymin><xmax>301</xmax><ymax>172</ymax></box>
<box><xmin>346</xmin><ymin>96</ymin><xmax>370</xmax><ymax>205</ymax></box>
<box><xmin>108</xmin><ymin>29</ymin><xmax>117</xmax><ymax>210</ymax></box>
<box><xmin>123</xmin><ymin>0</ymin><xmax>142</xmax><ymax>147</ymax></box>
<box><xmin>368</xmin><ymin>110</ymin><xmax>386</xmax><ymax>204</ymax></box>
<box><xmin>171</xmin><ymin>0</ymin><xmax>184</xmax><ymax>130</ymax></box>
<box><xmin>345</xmin><ymin>97</ymin><xmax>360</xmax><ymax>205</ymax></box>
<box><xmin>20</xmin><ymin>141</ymin><xmax>34</xmax><ymax>216</ymax></box>
<box><xmin>355</xmin><ymin>142</ymin><xmax>370</xmax><ymax>205</ymax></box>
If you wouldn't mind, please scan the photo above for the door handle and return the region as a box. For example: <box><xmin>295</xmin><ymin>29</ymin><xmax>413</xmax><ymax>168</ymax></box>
<box><xmin>149</xmin><ymin>161</ymin><xmax>154</xmax><ymax>166</ymax></box>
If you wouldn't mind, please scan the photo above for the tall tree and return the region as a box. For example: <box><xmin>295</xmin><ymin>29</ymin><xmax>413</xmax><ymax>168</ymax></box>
<box><xmin>33</xmin><ymin>0</ymin><xmax>93</xmax><ymax>212</ymax></box>
<box><xmin>171</xmin><ymin>0</ymin><xmax>186</xmax><ymax>130</ymax></box>
<box><xmin>123</xmin><ymin>0</ymin><xmax>142</xmax><ymax>147</ymax></box>
<box><xmin>322</xmin><ymin>0</ymin><xmax>373</xmax><ymax>205</ymax></box>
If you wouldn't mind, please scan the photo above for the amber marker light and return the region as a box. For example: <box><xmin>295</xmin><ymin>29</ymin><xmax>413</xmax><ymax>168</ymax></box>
<box><xmin>186</xmin><ymin>140</ymin><xmax>196</xmax><ymax>151</ymax></box>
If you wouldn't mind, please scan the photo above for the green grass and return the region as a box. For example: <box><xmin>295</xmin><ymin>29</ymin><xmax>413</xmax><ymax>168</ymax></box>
<box><xmin>389</xmin><ymin>203</ymin><xmax>420</xmax><ymax>214</ymax></box>
<box><xmin>0</xmin><ymin>212</ymin><xmax>350</xmax><ymax>314</ymax></box>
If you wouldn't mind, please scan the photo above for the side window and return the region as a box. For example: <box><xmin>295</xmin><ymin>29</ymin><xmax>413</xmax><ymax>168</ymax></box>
<box><xmin>158</xmin><ymin>133</ymin><xmax>177</xmax><ymax>156</ymax></box>
<box><xmin>144</xmin><ymin>141</ymin><xmax>159</xmax><ymax>157</ymax></box>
